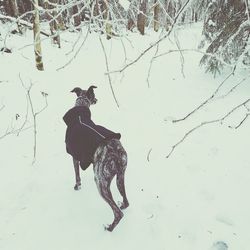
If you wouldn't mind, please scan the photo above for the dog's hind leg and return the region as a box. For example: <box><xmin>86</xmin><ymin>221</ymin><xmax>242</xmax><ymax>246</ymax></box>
<box><xmin>95</xmin><ymin>178</ymin><xmax>123</xmax><ymax>232</ymax></box>
<box><xmin>116</xmin><ymin>171</ymin><xmax>129</xmax><ymax>210</ymax></box>
<box><xmin>73</xmin><ymin>158</ymin><xmax>81</xmax><ymax>190</ymax></box>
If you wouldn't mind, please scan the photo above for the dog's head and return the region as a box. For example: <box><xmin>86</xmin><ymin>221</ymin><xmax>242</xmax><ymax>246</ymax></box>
<box><xmin>71</xmin><ymin>86</ymin><xmax>97</xmax><ymax>107</ymax></box>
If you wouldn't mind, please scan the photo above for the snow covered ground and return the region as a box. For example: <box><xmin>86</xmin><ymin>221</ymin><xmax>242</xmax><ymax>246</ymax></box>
<box><xmin>0</xmin><ymin>23</ymin><xmax>250</xmax><ymax>250</ymax></box>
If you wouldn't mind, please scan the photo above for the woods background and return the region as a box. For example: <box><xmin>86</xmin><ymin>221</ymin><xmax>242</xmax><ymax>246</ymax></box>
<box><xmin>0</xmin><ymin>0</ymin><xmax>249</xmax><ymax>75</ymax></box>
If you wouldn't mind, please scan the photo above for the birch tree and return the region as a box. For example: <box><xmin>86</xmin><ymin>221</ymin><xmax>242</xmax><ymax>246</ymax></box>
<box><xmin>104</xmin><ymin>0</ymin><xmax>112</xmax><ymax>40</ymax></box>
<box><xmin>33</xmin><ymin>0</ymin><xmax>44</xmax><ymax>71</ymax></box>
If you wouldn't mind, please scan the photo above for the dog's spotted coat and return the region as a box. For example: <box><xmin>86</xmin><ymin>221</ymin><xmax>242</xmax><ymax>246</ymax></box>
<box><xmin>70</xmin><ymin>86</ymin><xmax>129</xmax><ymax>232</ymax></box>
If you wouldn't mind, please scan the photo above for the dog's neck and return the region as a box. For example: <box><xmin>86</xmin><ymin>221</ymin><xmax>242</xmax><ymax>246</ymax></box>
<box><xmin>75</xmin><ymin>96</ymin><xmax>91</xmax><ymax>108</ymax></box>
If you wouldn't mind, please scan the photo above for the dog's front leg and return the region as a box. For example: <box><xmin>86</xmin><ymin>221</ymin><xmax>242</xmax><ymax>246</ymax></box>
<box><xmin>73</xmin><ymin>158</ymin><xmax>81</xmax><ymax>190</ymax></box>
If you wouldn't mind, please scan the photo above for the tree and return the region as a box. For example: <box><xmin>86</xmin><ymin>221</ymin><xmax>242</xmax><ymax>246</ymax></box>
<box><xmin>137</xmin><ymin>0</ymin><xmax>147</xmax><ymax>35</ymax></box>
<box><xmin>199</xmin><ymin>0</ymin><xmax>250</xmax><ymax>75</ymax></box>
<box><xmin>103</xmin><ymin>0</ymin><xmax>112</xmax><ymax>40</ymax></box>
<box><xmin>127</xmin><ymin>0</ymin><xmax>136</xmax><ymax>31</ymax></box>
<box><xmin>33</xmin><ymin>0</ymin><xmax>44</xmax><ymax>71</ymax></box>
<box><xmin>2</xmin><ymin>0</ymin><xmax>17</xmax><ymax>16</ymax></box>
<box><xmin>72</xmin><ymin>2</ymin><xmax>81</xmax><ymax>27</ymax></box>
<box><xmin>153</xmin><ymin>0</ymin><xmax>160</xmax><ymax>32</ymax></box>
<box><xmin>44</xmin><ymin>0</ymin><xmax>61</xmax><ymax>48</ymax></box>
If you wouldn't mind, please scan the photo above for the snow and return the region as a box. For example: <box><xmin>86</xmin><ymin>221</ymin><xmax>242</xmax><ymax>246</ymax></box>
<box><xmin>119</xmin><ymin>0</ymin><xmax>130</xmax><ymax>11</ymax></box>
<box><xmin>1</xmin><ymin>23</ymin><xmax>250</xmax><ymax>250</ymax></box>
<box><xmin>208</xmin><ymin>19</ymin><xmax>216</xmax><ymax>27</ymax></box>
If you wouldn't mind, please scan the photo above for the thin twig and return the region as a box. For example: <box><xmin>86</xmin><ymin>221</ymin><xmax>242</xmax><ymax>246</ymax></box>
<box><xmin>172</xmin><ymin>66</ymin><xmax>236</xmax><ymax>123</ymax></box>
<box><xmin>146</xmin><ymin>45</ymin><xmax>159</xmax><ymax>88</ymax></box>
<box><xmin>19</xmin><ymin>74</ymin><xmax>48</xmax><ymax>165</ymax></box>
<box><xmin>147</xmin><ymin>148</ymin><xmax>152</xmax><ymax>162</ymax></box>
<box><xmin>229</xmin><ymin>113</ymin><xmax>250</xmax><ymax>129</ymax></box>
<box><xmin>0</xmin><ymin>104</ymin><xmax>5</xmax><ymax>112</ymax></box>
<box><xmin>57</xmin><ymin>27</ymin><xmax>90</xmax><ymax>71</ymax></box>
<box><xmin>17</xmin><ymin>94</ymin><xmax>29</xmax><ymax>136</ymax></box>
<box><xmin>229</xmin><ymin>103</ymin><xmax>250</xmax><ymax>129</ymax></box>
<box><xmin>217</xmin><ymin>76</ymin><xmax>249</xmax><ymax>99</ymax></box>
<box><xmin>147</xmin><ymin>214</ymin><xmax>154</xmax><ymax>219</ymax></box>
<box><xmin>154</xmin><ymin>49</ymin><xmax>234</xmax><ymax>68</ymax></box>
<box><xmin>99</xmin><ymin>35</ymin><xmax>120</xmax><ymax>108</ymax></box>
<box><xmin>65</xmin><ymin>29</ymin><xmax>83</xmax><ymax>56</ymax></box>
<box><xmin>174</xmin><ymin>31</ymin><xmax>185</xmax><ymax>78</ymax></box>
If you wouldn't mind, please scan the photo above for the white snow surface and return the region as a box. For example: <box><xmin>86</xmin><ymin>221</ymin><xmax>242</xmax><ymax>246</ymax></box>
<box><xmin>119</xmin><ymin>0</ymin><xmax>130</xmax><ymax>11</ymax></box>
<box><xmin>0</xmin><ymin>23</ymin><xmax>250</xmax><ymax>250</ymax></box>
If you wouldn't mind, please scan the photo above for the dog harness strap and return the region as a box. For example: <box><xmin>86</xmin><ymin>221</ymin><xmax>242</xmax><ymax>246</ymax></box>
<box><xmin>79</xmin><ymin>116</ymin><xmax>106</xmax><ymax>139</ymax></box>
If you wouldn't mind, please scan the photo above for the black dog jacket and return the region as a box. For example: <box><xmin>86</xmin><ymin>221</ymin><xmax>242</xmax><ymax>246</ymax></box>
<box><xmin>63</xmin><ymin>106</ymin><xmax>121</xmax><ymax>170</ymax></box>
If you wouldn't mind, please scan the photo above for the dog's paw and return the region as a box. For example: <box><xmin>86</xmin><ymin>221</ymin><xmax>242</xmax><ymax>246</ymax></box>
<box><xmin>118</xmin><ymin>201</ymin><xmax>129</xmax><ymax>210</ymax></box>
<box><xmin>104</xmin><ymin>224</ymin><xmax>113</xmax><ymax>232</ymax></box>
<box><xmin>74</xmin><ymin>184</ymin><xmax>81</xmax><ymax>191</ymax></box>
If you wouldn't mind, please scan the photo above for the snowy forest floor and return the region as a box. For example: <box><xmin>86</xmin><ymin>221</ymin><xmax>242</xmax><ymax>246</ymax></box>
<box><xmin>0</xmin><ymin>22</ymin><xmax>250</xmax><ymax>250</ymax></box>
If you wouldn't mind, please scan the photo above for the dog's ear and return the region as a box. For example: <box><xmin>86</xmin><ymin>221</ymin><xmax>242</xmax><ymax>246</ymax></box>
<box><xmin>71</xmin><ymin>87</ymin><xmax>82</xmax><ymax>97</ymax></box>
<box><xmin>86</xmin><ymin>85</ymin><xmax>97</xmax><ymax>99</ymax></box>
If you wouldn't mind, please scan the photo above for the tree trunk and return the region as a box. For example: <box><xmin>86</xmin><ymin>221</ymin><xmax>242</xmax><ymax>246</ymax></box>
<box><xmin>137</xmin><ymin>0</ymin><xmax>147</xmax><ymax>35</ymax></box>
<box><xmin>9</xmin><ymin>0</ymin><xmax>18</xmax><ymax>17</ymax></box>
<box><xmin>93</xmin><ymin>0</ymin><xmax>100</xmax><ymax>17</ymax></box>
<box><xmin>73</xmin><ymin>4</ymin><xmax>81</xmax><ymax>27</ymax></box>
<box><xmin>57</xmin><ymin>0</ymin><xmax>66</xmax><ymax>30</ymax></box>
<box><xmin>3</xmin><ymin>0</ymin><xmax>12</xmax><ymax>16</ymax></box>
<box><xmin>127</xmin><ymin>0</ymin><xmax>135</xmax><ymax>31</ymax></box>
<box><xmin>3</xmin><ymin>0</ymin><xmax>18</xmax><ymax>16</ymax></box>
<box><xmin>33</xmin><ymin>0</ymin><xmax>44</xmax><ymax>71</ymax></box>
<box><xmin>103</xmin><ymin>0</ymin><xmax>112</xmax><ymax>39</ymax></box>
<box><xmin>153</xmin><ymin>0</ymin><xmax>160</xmax><ymax>32</ymax></box>
<box><xmin>5</xmin><ymin>0</ymin><xmax>22</xmax><ymax>31</ymax></box>
<box><xmin>18</xmin><ymin>0</ymin><xmax>26</xmax><ymax>15</ymax></box>
<box><xmin>165</xmin><ymin>0</ymin><xmax>175</xmax><ymax>31</ymax></box>
<box><xmin>192</xmin><ymin>8</ymin><xmax>198</xmax><ymax>22</ymax></box>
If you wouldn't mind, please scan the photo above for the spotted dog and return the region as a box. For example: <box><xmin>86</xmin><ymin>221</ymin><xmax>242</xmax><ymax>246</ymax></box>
<box><xmin>67</xmin><ymin>86</ymin><xmax>129</xmax><ymax>232</ymax></box>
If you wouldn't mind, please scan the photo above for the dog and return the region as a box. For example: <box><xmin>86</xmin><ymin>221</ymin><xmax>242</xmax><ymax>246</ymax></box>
<box><xmin>67</xmin><ymin>86</ymin><xmax>129</xmax><ymax>232</ymax></box>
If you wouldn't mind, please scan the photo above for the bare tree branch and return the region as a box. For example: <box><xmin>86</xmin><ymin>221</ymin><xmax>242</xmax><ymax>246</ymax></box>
<box><xmin>147</xmin><ymin>148</ymin><xmax>152</xmax><ymax>162</ymax></box>
<box><xmin>217</xmin><ymin>76</ymin><xmax>249</xmax><ymax>99</ymax></box>
<box><xmin>174</xmin><ymin>31</ymin><xmax>185</xmax><ymax>78</ymax></box>
<box><xmin>99</xmin><ymin>35</ymin><xmax>120</xmax><ymax>108</ymax></box>
<box><xmin>230</xmin><ymin>113</ymin><xmax>250</xmax><ymax>129</ymax></box>
<box><xmin>229</xmin><ymin>103</ymin><xmax>250</xmax><ymax>129</ymax></box>
<box><xmin>57</xmin><ymin>26</ymin><xmax>90</xmax><ymax>71</ymax></box>
<box><xmin>107</xmin><ymin>0</ymin><xmax>191</xmax><ymax>75</ymax></box>
<box><xmin>166</xmin><ymin>98</ymin><xmax>250</xmax><ymax>158</ymax></box>
<box><xmin>19</xmin><ymin>74</ymin><xmax>48</xmax><ymax>165</ymax></box>
<box><xmin>17</xmin><ymin>94</ymin><xmax>29</xmax><ymax>136</ymax></box>
<box><xmin>146</xmin><ymin>44</ymin><xmax>159</xmax><ymax>88</ymax></box>
<box><xmin>0</xmin><ymin>98</ymin><xmax>29</xmax><ymax>140</ymax></box>
<box><xmin>154</xmin><ymin>49</ymin><xmax>235</xmax><ymax>69</ymax></box>
<box><xmin>0</xmin><ymin>104</ymin><xmax>5</xmax><ymax>112</ymax></box>
<box><xmin>172</xmin><ymin>66</ymin><xmax>236</xmax><ymax>123</ymax></box>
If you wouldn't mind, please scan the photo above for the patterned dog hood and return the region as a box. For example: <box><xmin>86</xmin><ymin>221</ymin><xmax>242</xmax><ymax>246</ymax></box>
<box><xmin>63</xmin><ymin>106</ymin><xmax>121</xmax><ymax>170</ymax></box>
